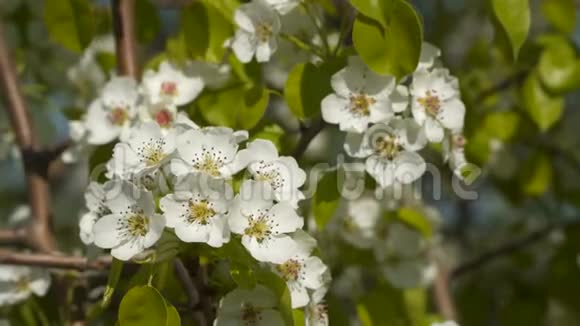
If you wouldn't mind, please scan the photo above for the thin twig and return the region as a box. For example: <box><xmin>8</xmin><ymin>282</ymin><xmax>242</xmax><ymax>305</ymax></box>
<box><xmin>173</xmin><ymin>259</ymin><xmax>199</xmax><ymax>308</ymax></box>
<box><xmin>0</xmin><ymin>250</ymin><xmax>111</xmax><ymax>271</ymax></box>
<box><xmin>474</xmin><ymin>69</ymin><xmax>529</xmax><ymax>103</ymax></box>
<box><xmin>0</xmin><ymin>23</ymin><xmax>56</xmax><ymax>252</ymax></box>
<box><xmin>112</xmin><ymin>0</ymin><xmax>139</xmax><ymax>79</ymax></box>
<box><xmin>433</xmin><ymin>260</ymin><xmax>458</xmax><ymax>321</ymax></box>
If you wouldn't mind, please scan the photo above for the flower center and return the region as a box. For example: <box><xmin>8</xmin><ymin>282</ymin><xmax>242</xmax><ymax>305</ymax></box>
<box><xmin>127</xmin><ymin>214</ymin><xmax>149</xmax><ymax>237</ymax></box>
<box><xmin>108</xmin><ymin>107</ymin><xmax>128</xmax><ymax>126</ymax></box>
<box><xmin>349</xmin><ymin>93</ymin><xmax>374</xmax><ymax>117</ymax></box>
<box><xmin>254</xmin><ymin>165</ymin><xmax>283</xmax><ymax>190</ymax></box>
<box><xmin>241</xmin><ymin>303</ymin><xmax>261</xmax><ymax>325</ymax></box>
<box><xmin>244</xmin><ymin>215</ymin><xmax>271</xmax><ymax>243</ymax></box>
<box><xmin>161</xmin><ymin>81</ymin><xmax>178</xmax><ymax>96</ymax></box>
<box><xmin>194</xmin><ymin>153</ymin><xmax>222</xmax><ymax>177</ymax></box>
<box><xmin>256</xmin><ymin>23</ymin><xmax>273</xmax><ymax>42</ymax></box>
<box><xmin>418</xmin><ymin>91</ymin><xmax>441</xmax><ymax>116</ymax></box>
<box><xmin>375</xmin><ymin>135</ymin><xmax>401</xmax><ymax>160</ymax></box>
<box><xmin>155</xmin><ymin>109</ymin><xmax>173</xmax><ymax>128</ymax></box>
<box><xmin>138</xmin><ymin>139</ymin><xmax>167</xmax><ymax>166</ymax></box>
<box><xmin>188</xmin><ymin>199</ymin><xmax>216</xmax><ymax>225</ymax></box>
<box><xmin>277</xmin><ymin>259</ymin><xmax>302</xmax><ymax>282</ymax></box>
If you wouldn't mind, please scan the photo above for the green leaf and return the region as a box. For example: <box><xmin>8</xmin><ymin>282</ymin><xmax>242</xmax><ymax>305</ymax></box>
<box><xmin>522</xmin><ymin>72</ymin><xmax>564</xmax><ymax>132</ymax></box>
<box><xmin>541</xmin><ymin>0</ymin><xmax>576</xmax><ymax>34</ymax></box>
<box><xmin>257</xmin><ymin>269</ymin><xmax>294</xmax><ymax>326</ymax></box>
<box><xmin>293</xmin><ymin>309</ymin><xmax>306</xmax><ymax>326</ymax></box>
<box><xmin>482</xmin><ymin>111</ymin><xmax>520</xmax><ymax>141</ymax></box>
<box><xmin>250</xmin><ymin>124</ymin><xmax>285</xmax><ymax>151</ymax></box>
<box><xmin>182</xmin><ymin>1</ymin><xmax>233</xmax><ymax>62</ymax></box>
<box><xmin>89</xmin><ymin>142</ymin><xmax>116</xmax><ymax>182</ymax></box>
<box><xmin>44</xmin><ymin>0</ymin><xmax>94</xmax><ymax>52</ymax></box>
<box><xmin>397</xmin><ymin>207</ymin><xmax>433</xmax><ymax>238</ymax></box>
<box><xmin>198</xmin><ymin>85</ymin><xmax>269</xmax><ymax>130</ymax></box>
<box><xmin>491</xmin><ymin>0</ymin><xmax>530</xmax><ymax>59</ymax></box>
<box><xmin>203</xmin><ymin>0</ymin><xmax>241</xmax><ymax>22</ymax></box>
<box><xmin>313</xmin><ymin>169</ymin><xmax>341</xmax><ymax>230</ymax></box>
<box><xmin>101</xmin><ymin>258</ymin><xmax>123</xmax><ymax>308</ymax></box>
<box><xmin>352</xmin><ymin>0</ymin><xmax>423</xmax><ymax>79</ymax></box>
<box><xmin>349</xmin><ymin>0</ymin><xmax>392</xmax><ymax>26</ymax></box>
<box><xmin>357</xmin><ymin>283</ymin><xmax>409</xmax><ymax>326</ymax></box>
<box><xmin>538</xmin><ymin>39</ymin><xmax>580</xmax><ymax>93</ymax></box>
<box><xmin>520</xmin><ymin>153</ymin><xmax>552</xmax><ymax>196</ymax></box>
<box><xmin>284</xmin><ymin>60</ymin><xmax>344</xmax><ymax>120</ymax></box>
<box><xmin>136</xmin><ymin>0</ymin><xmax>160</xmax><ymax>43</ymax></box>
<box><xmin>119</xmin><ymin>286</ymin><xmax>167</xmax><ymax>326</ymax></box>
<box><xmin>165</xmin><ymin>303</ymin><xmax>181</xmax><ymax>326</ymax></box>
<box><xmin>230</xmin><ymin>262</ymin><xmax>257</xmax><ymax>289</ymax></box>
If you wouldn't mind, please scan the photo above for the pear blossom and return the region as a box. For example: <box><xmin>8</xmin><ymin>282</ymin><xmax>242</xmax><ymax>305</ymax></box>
<box><xmin>215</xmin><ymin>285</ymin><xmax>284</xmax><ymax>326</ymax></box>
<box><xmin>85</xmin><ymin>76</ymin><xmax>139</xmax><ymax>145</ymax></box>
<box><xmin>244</xmin><ymin>139</ymin><xmax>306</xmax><ymax>207</ymax></box>
<box><xmin>142</xmin><ymin>61</ymin><xmax>204</xmax><ymax>106</ymax></box>
<box><xmin>228</xmin><ymin>180</ymin><xmax>303</xmax><ymax>263</ymax></box>
<box><xmin>108</xmin><ymin>122</ymin><xmax>176</xmax><ymax>179</ymax></box>
<box><xmin>62</xmin><ymin>121</ymin><xmax>90</xmax><ymax>163</ymax></box>
<box><xmin>231</xmin><ymin>1</ymin><xmax>281</xmax><ymax>63</ymax></box>
<box><xmin>264</xmin><ymin>0</ymin><xmax>301</xmax><ymax>15</ymax></box>
<box><xmin>92</xmin><ymin>181</ymin><xmax>166</xmax><ymax>260</ymax></box>
<box><xmin>443</xmin><ymin>133</ymin><xmax>469</xmax><ymax>179</ymax></box>
<box><xmin>79</xmin><ymin>181</ymin><xmax>114</xmax><ymax>245</ymax></box>
<box><xmin>321</xmin><ymin>56</ymin><xmax>398</xmax><ymax>133</ymax></box>
<box><xmin>337</xmin><ymin>194</ymin><xmax>382</xmax><ymax>249</ymax></box>
<box><xmin>138</xmin><ymin>101</ymin><xmax>178</xmax><ymax>129</ymax></box>
<box><xmin>271</xmin><ymin>231</ymin><xmax>328</xmax><ymax>308</ymax></box>
<box><xmin>345</xmin><ymin>119</ymin><xmax>427</xmax><ymax>188</ymax></box>
<box><xmin>417</xmin><ymin>42</ymin><xmax>442</xmax><ymax>71</ymax></box>
<box><xmin>0</xmin><ymin>265</ymin><xmax>51</xmax><ymax>306</ymax></box>
<box><xmin>410</xmin><ymin>68</ymin><xmax>465</xmax><ymax>142</ymax></box>
<box><xmin>305</xmin><ymin>285</ymin><xmax>329</xmax><ymax>326</ymax></box>
<box><xmin>160</xmin><ymin>173</ymin><xmax>231</xmax><ymax>247</ymax></box>
<box><xmin>374</xmin><ymin>223</ymin><xmax>434</xmax><ymax>289</ymax></box>
<box><xmin>173</xmin><ymin>127</ymin><xmax>249</xmax><ymax>179</ymax></box>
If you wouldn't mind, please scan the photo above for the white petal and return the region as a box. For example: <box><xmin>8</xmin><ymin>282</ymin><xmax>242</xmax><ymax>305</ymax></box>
<box><xmin>289</xmin><ymin>284</ymin><xmax>309</xmax><ymax>308</ymax></box>
<box><xmin>390</xmin><ymin>85</ymin><xmax>409</xmax><ymax>113</ymax></box>
<box><xmin>92</xmin><ymin>214</ymin><xmax>124</xmax><ymax>248</ymax></box>
<box><xmin>234</xmin><ymin>6</ymin><xmax>256</xmax><ymax>32</ymax></box>
<box><xmin>256</xmin><ymin>40</ymin><xmax>274</xmax><ymax>63</ymax></box>
<box><xmin>393</xmin><ymin>151</ymin><xmax>426</xmax><ymax>184</ymax></box>
<box><xmin>321</xmin><ymin>94</ymin><xmax>350</xmax><ymax>124</ymax></box>
<box><xmin>101</xmin><ymin>76</ymin><xmax>138</xmax><ymax>109</ymax></box>
<box><xmin>243</xmin><ymin>235</ymin><xmax>297</xmax><ymax>263</ymax></box>
<box><xmin>28</xmin><ymin>269</ymin><xmax>51</xmax><ymax>296</ymax></box>
<box><xmin>344</xmin><ymin>132</ymin><xmax>372</xmax><ymax>158</ymax></box>
<box><xmin>424</xmin><ymin>118</ymin><xmax>444</xmax><ymax>142</ymax></box>
<box><xmin>111</xmin><ymin>241</ymin><xmax>144</xmax><ymax>261</ymax></box>
<box><xmin>268</xmin><ymin>202</ymin><xmax>303</xmax><ymax>233</ymax></box>
<box><xmin>438</xmin><ymin>98</ymin><xmax>465</xmax><ymax>131</ymax></box>
<box><xmin>231</xmin><ymin>30</ymin><xmax>257</xmax><ymax>63</ymax></box>
<box><xmin>79</xmin><ymin>212</ymin><xmax>98</xmax><ymax>245</ymax></box>
<box><xmin>85</xmin><ymin>100</ymin><xmax>120</xmax><ymax>145</ymax></box>
<box><xmin>245</xmin><ymin>139</ymin><xmax>279</xmax><ymax>162</ymax></box>
<box><xmin>144</xmin><ymin>214</ymin><xmax>166</xmax><ymax>248</ymax></box>
<box><xmin>365</xmin><ymin>156</ymin><xmax>395</xmax><ymax>188</ymax></box>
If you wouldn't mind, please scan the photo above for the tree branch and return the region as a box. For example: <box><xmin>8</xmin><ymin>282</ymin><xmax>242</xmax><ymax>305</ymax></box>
<box><xmin>0</xmin><ymin>23</ymin><xmax>56</xmax><ymax>252</ymax></box>
<box><xmin>291</xmin><ymin>118</ymin><xmax>328</xmax><ymax>159</ymax></box>
<box><xmin>0</xmin><ymin>250</ymin><xmax>111</xmax><ymax>271</ymax></box>
<box><xmin>433</xmin><ymin>260</ymin><xmax>458</xmax><ymax>321</ymax></box>
<box><xmin>112</xmin><ymin>0</ymin><xmax>139</xmax><ymax>79</ymax></box>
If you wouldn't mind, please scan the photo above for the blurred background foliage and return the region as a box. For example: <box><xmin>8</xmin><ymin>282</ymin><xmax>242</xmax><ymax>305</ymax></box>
<box><xmin>1</xmin><ymin>0</ymin><xmax>580</xmax><ymax>325</ymax></box>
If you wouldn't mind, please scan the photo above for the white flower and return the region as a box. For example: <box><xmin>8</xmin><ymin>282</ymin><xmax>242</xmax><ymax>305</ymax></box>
<box><xmin>244</xmin><ymin>139</ymin><xmax>306</xmax><ymax>207</ymax></box>
<box><xmin>374</xmin><ymin>223</ymin><xmax>432</xmax><ymax>289</ymax></box>
<box><xmin>92</xmin><ymin>181</ymin><xmax>166</xmax><ymax>260</ymax></box>
<box><xmin>67</xmin><ymin>35</ymin><xmax>114</xmax><ymax>92</ymax></box>
<box><xmin>431</xmin><ymin>321</ymin><xmax>459</xmax><ymax>326</ymax></box>
<box><xmin>62</xmin><ymin>121</ymin><xmax>90</xmax><ymax>163</ymax></box>
<box><xmin>79</xmin><ymin>181</ymin><xmax>113</xmax><ymax>245</ymax></box>
<box><xmin>305</xmin><ymin>284</ymin><xmax>329</xmax><ymax>326</ymax></box>
<box><xmin>85</xmin><ymin>76</ymin><xmax>139</xmax><ymax>145</ymax></box>
<box><xmin>138</xmin><ymin>101</ymin><xmax>178</xmax><ymax>129</ymax></box>
<box><xmin>443</xmin><ymin>133</ymin><xmax>469</xmax><ymax>179</ymax></box>
<box><xmin>410</xmin><ymin>68</ymin><xmax>465</xmax><ymax>142</ymax></box>
<box><xmin>345</xmin><ymin>119</ymin><xmax>427</xmax><ymax>188</ymax></box>
<box><xmin>215</xmin><ymin>285</ymin><xmax>284</xmax><ymax>326</ymax></box>
<box><xmin>108</xmin><ymin>122</ymin><xmax>176</xmax><ymax>179</ymax></box>
<box><xmin>0</xmin><ymin>265</ymin><xmax>50</xmax><ymax>306</ymax></box>
<box><xmin>142</xmin><ymin>61</ymin><xmax>204</xmax><ymax>106</ymax></box>
<box><xmin>173</xmin><ymin>127</ymin><xmax>249</xmax><ymax>179</ymax></box>
<box><xmin>337</xmin><ymin>194</ymin><xmax>382</xmax><ymax>249</ymax></box>
<box><xmin>272</xmin><ymin>231</ymin><xmax>328</xmax><ymax>308</ymax></box>
<box><xmin>264</xmin><ymin>0</ymin><xmax>301</xmax><ymax>15</ymax></box>
<box><xmin>321</xmin><ymin>56</ymin><xmax>398</xmax><ymax>133</ymax></box>
<box><xmin>228</xmin><ymin>180</ymin><xmax>303</xmax><ymax>263</ymax></box>
<box><xmin>185</xmin><ymin>61</ymin><xmax>231</xmax><ymax>90</ymax></box>
<box><xmin>160</xmin><ymin>173</ymin><xmax>231</xmax><ymax>247</ymax></box>
<box><xmin>231</xmin><ymin>1</ymin><xmax>281</xmax><ymax>63</ymax></box>
<box><xmin>417</xmin><ymin>42</ymin><xmax>441</xmax><ymax>71</ymax></box>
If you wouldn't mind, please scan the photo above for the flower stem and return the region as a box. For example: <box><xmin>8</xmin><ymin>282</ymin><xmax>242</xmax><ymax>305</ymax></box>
<box><xmin>279</xmin><ymin>33</ymin><xmax>325</xmax><ymax>58</ymax></box>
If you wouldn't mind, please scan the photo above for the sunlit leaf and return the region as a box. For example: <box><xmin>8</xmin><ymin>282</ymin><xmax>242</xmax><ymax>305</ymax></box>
<box><xmin>491</xmin><ymin>0</ymin><xmax>530</xmax><ymax>59</ymax></box>
<box><xmin>522</xmin><ymin>72</ymin><xmax>564</xmax><ymax>132</ymax></box>
<box><xmin>119</xmin><ymin>286</ymin><xmax>167</xmax><ymax>326</ymax></box>
<box><xmin>44</xmin><ymin>0</ymin><xmax>94</xmax><ymax>52</ymax></box>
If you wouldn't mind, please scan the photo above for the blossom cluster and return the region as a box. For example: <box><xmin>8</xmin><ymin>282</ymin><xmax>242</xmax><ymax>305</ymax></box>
<box><xmin>73</xmin><ymin>62</ymin><xmax>330</xmax><ymax>322</ymax></box>
<box><xmin>321</xmin><ymin>44</ymin><xmax>469</xmax><ymax>188</ymax></box>
<box><xmin>0</xmin><ymin>265</ymin><xmax>50</xmax><ymax>306</ymax></box>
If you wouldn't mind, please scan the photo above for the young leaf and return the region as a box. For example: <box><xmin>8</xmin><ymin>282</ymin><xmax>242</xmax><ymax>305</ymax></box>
<box><xmin>44</xmin><ymin>0</ymin><xmax>94</xmax><ymax>52</ymax></box>
<box><xmin>397</xmin><ymin>207</ymin><xmax>433</xmax><ymax>238</ymax></box>
<box><xmin>165</xmin><ymin>303</ymin><xmax>181</xmax><ymax>326</ymax></box>
<box><xmin>230</xmin><ymin>261</ymin><xmax>257</xmax><ymax>289</ymax></box>
<box><xmin>119</xmin><ymin>286</ymin><xmax>167</xmax><ymax>326</ymax></box>
<box><xmin>491</xmin><ymin>0</ymin><xmax>530</xmax><ymax>59</ymax></box>
<box><xmin>352</xmin><ymin>0</ymin><xmax>423</xmax><ymax>79</ymax></box>
<box><xmin>522</xmin><ymin>72</ymin><xmax>564</xmax><ymax>132</ymax></box>
<box><xmin>520</xmin><ymin>153</ymin><xmax>552</xmax><ymax>196</ymax></box>
<box><xmin>541</xmin><ymin>0</ymin><xmax>576</xmax><ymax>34</ymax></box>
<box><xmin>101</xmin><ymin>258</ymin><xmax>123</xmax><ymax>308</ymax></box>
<box><xmin>313</xmin><ymin>169</ymin><xmax>341</xmax><ymax>230</ymax></box>
<box><xmin>538</xmin><ymin>39</ymin><xmax>580</xmax><ymax>93</ymax></box>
